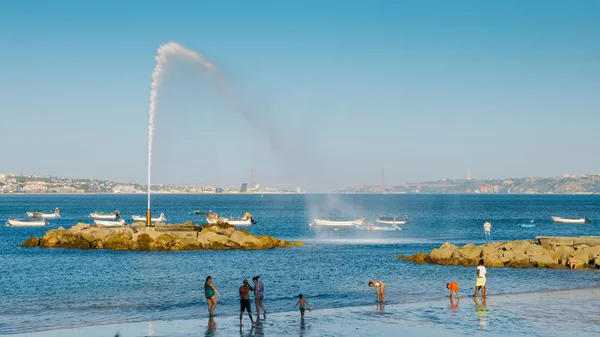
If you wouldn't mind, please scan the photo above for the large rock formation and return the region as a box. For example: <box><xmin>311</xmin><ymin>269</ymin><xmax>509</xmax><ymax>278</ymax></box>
<box><xmin>21</xmin><ymin>222</ymin><xmax>301</xmax><ymax>251</ymax></box>
<box><xmin>397</xmin><ymin>237</ymin><xmax>600</xmax><ymax>269</ymax></box>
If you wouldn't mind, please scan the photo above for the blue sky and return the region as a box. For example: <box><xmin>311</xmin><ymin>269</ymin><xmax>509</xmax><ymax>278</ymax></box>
<box><xmin>0</xmin><ymin>1</ymin><xmax>599</xmax><ymax>190</ymax></box>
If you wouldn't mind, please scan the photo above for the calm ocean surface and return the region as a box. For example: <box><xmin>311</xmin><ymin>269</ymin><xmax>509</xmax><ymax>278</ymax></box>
<box><xmin>1</xmin><ymin>194</ymin><xmax>599</xmax><ymax>335</ymax></box>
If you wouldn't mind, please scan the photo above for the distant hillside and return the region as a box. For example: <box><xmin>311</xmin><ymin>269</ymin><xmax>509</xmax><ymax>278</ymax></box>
<box><xmin>336</xmin><ymin>175</ymin><xmax>600</xmax><ymax>194</ymax></box>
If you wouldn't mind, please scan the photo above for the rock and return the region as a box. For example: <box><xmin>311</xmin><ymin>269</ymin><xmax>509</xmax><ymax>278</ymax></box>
<box><xmin>104</xmin><ymin>233</ymin><xmax>131</xmax><ymax>250</ymax></box>
<box><xmin>294</xmin><ymin>241</ymin><xmax>304</xmax><ymax>247</ymax></box>
<box><xmin>430</xmin><ymin>242</ymin><xmax>457</xmax><ymax>260</ymax></box>
<box><xmin>137</xmin><ymin>233</ymin><xmax>154</xmax><ymax>250</ymax></box>
<box><xmin>593</xmin><ymin>257</ymin><xmax>600</xmax><ymax>268</ymax></box>
<box><xmin>229</xmin><ymin>231</ymin><xmax>262</xmax><ymax>248</ymax></box>
<box><xmin>453</xmin><ymin>244</ymin><xmax>482</xmax><ymax>261</ymax></box>
<box><xmin>509</xmin><ymin>259</ymin><xmax>534</xmax><ymax>268</ymax></box>
<box><xmin>404</xmin><ymin>252</ymin><xmax>430</xmax><ymax>264</ymax></box>
<box><xmin>153</xmin><ymin>234</ymin><xmax>177</xmax><ymax>250</ymax></box>
<box><xmin>529</xmin><ymin>252</ymin><xmax>557</xmax><ymax>267</ymax></box>
<box><xmin>547</xmin><ymin>263</ymin><xmax>567</xmax><ymax>269</ymax></box>
<box><xmin>131</xmin><ymin>221</ymin><xmax>146</xmax><ymax>228</ymax></box>
<box><xmin>21</xmin><ymin>236</ymin><xmax>40</xmax><ymax>247</ymax></box>
<box><xmin>582</xmin><ymin>245</ymin><xmax>600</xmax><ymax>258</ymax></box>
<box><xmin>572</xmin><ymin>251</ymin><xmax>591</xmax><ymax>267</ymax></box>
<box><xmin>483</xmin><ymin>253</ymin><xmax>505</xmax><ymax>267</ymax></box>
<box><xmin>551</xmin><ymin>246</ymin><xmax>575</xmax><ymax>260</ymax></box>
<box><xmin>68</xmin><ymin>223</ymin><xmax>91</xmax><ymax>234</ymax></box>
<box><xmin>481</xmin><ymin>244</ymin><xmax>498</xmax><ymax>258</ymax></box>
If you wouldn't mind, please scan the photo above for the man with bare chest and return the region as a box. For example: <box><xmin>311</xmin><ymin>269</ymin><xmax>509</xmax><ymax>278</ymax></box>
<box><xmin>239</xmin><ymin>279</ymin><xmax>255</xmax><ymax>326</ymax></box>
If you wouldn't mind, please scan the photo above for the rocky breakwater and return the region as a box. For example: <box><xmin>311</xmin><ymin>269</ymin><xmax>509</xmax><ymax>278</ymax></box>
<box><xmin>21</xmin><ymin>222</ymin><xmax>303</xmax><ymax>251</ymax></box>
<box><xmin>397</xmin><ymin>236</ymin><xmax>600</xmax><ymax>269</ymax></box>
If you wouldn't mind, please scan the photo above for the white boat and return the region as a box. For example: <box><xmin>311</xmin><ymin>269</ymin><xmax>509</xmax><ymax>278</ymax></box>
<box><xmin>551</xmin><ymin>216</ymin><xmax>591</xmax><ymax>224</ymax></box>
<box><xmin>27</xmin><ymin>208</ymin><xmax>61</xmax><ymax>219</ymax></box>
<box><xmin>94</xmin><ymin>219</ymin><xmax>127</xmax><ymax>226</ymax></box>
<box><xmin>6</xmin><ymin>218</ymin><xmax>47</xmax><ymax>227</ymax></box>
<box><xmin>376</xmin><ymin>215</ymin><xmax>407</xmax><ymax>225</ymax></box>
<box><xmin>313</xmin><ymin>218</ymin><xmax>364</xmax><ymax>227</ymax></box>
<box><xmin>90</xmin><ymin>211</ymin><xmax>120</xmax><ymax>220</ymax></box>
<box><xmin>131</xmin><ymin>213</ymin><xmax>166</xmax><ymax>222</ymax></box>
<box><xmin>206</xmin><ymin>212</ymin><xmax>256</xmax><ymax>226</ymax></box>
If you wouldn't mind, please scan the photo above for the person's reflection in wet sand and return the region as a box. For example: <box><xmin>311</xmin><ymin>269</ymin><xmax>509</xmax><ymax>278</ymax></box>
<box><xmin>474</xmin><ymin>298</ymin><xmax>487</xmax><ymax>330</ymax></box>
<box><xmin>299</xmin><ymin>318</ymin><xmax>306</xmax><ymax>337</ymax></box>
<box><xmin>205</xmin><ymin>317</ymin><xmax>217</xmax><ymax>337</ymax></box>
<box><xmin>450</xmin><ymin>297</ymin><xmax>459</xmax><ymax>312</ymax></box>
<box><xmin>377</xmin><ymin>301</ymin><xmax>386</xmax><ymax>312</ymax></box>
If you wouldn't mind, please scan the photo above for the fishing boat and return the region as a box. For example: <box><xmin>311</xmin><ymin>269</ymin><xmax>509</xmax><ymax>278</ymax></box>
<box><xmin>90</xmin><ymin>210</ymin><xmax>120</xmax><ymax>220</ymax></box>
<box><xmin>6</xmin><ymin>218</ymin><xmax>47</xmax><ymax>227</ymax></box>
<box><xmin>206</xmin><ymin>212</ymin><xmax>257</xmax><ymax>226</ymax></box>
<box><xmin>359</xmin><ymin>223</ymin><xmax>401</xmax><ymax>231</ymax></box>
<box><xmin>376</xmin><ymin>215</ymin><xmax>407</xmax><ymax>225</ymax></box>
<box><xmin>313</xmin><ymin>218</ymin><xmax>364</xmax><ymax>227</ymax></box>
<box><xmin>27</xmin><ymin>208</ymin><xmax>61</xmax><ymax>219</ymax></box>
<box><xmin>93</xmin><ymin>219</ymin><xmax>127</xmax><ymax>227</ymax></box>
<box><xmin>551</xmin><ymin>216</ymin><xmax>591</xmax><ymax>224</ymax></box>
<box><xmin>131</xmin><ymin>213</ymin><xmax>166</xmax><ymax>222</ymax></box>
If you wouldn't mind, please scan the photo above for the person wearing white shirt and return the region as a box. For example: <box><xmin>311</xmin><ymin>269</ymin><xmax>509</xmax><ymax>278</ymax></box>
<box><xmin>483</xmin><ymin>220</ymin><xmax>492</xmax><ymax>243</ymax></box>
<box><xmin>473</xmin><ymin>259</ymin><xmax>487</xmax><ymax>299</ymax></box>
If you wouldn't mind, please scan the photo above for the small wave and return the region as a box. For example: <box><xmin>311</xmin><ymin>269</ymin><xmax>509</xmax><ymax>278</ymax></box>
<box><xmin>299</xmin><ymin>238</ymin><xmax>437</xmax><ymax>245</ymax></box>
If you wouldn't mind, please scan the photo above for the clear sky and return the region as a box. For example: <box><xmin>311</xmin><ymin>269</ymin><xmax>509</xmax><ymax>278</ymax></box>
<box><xmin>1</xmin><ymin>1</ymin><xmax>599</xmax><ymax>191</ymax></box>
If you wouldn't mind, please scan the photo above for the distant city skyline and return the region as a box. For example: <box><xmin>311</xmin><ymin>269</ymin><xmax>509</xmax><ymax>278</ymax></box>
<box><xmin>1</xmin><ymin>1</ymin><xmax>599</xmax><ymax>189</ymax></box>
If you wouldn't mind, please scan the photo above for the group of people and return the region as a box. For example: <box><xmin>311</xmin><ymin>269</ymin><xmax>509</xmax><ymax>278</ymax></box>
<box><xmin>203</xmin><ymin>275</ymin><xmax>267</xmax><ymax>326</ymax></box>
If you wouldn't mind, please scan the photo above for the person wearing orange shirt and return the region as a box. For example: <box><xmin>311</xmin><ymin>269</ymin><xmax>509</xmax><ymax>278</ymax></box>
<box><xmin>447</xmin><ymin>282</ymin><xmax>460</xmax><ymax>299</ymax></box>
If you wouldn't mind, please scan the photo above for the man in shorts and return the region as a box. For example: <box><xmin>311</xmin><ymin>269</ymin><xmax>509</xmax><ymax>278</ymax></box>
<box><xmin>239</xmin><ymin>279</ymin><xmax>255</xmax><ymax>326</ymax></box>
<box><xmin>473</xmin><ymin>259</ymin><xmax>487</xmax><ymax>299</ymax></box>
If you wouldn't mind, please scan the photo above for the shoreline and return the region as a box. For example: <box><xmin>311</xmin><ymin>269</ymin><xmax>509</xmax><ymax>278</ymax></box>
<box><xmin>8</xmin><ymin>287</ymin><xmax>600</xmax><ymax>337</ymax></box>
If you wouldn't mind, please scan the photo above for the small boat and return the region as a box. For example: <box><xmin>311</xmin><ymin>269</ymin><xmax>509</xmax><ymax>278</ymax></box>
<box><xmin>376</xmin><ymin>215</ymin><xmax>407</xmax><ymax>225</ymax></box>
<box><xmin>6</xmin><ymin>218</ymin><xmax>47</xmax><ymax>227</ymax></box>
<box><xmin>131</xmin><ymin>213</ymin><xmax>166</xmax><ymax>222</ymax></box>
<box><xmin>313</xmin><ymin>218</ymin><xmax>364</xmax><ymax>227</ymax></box>
<box><xmin>520</xmin><ymin>224</ymin><xmax>536</xmax><ymax>228</ymax></box>
<box><xmin>27</xmin><ymin>208</ymin><xmax>61</xmax><ymax>219</ymax></box>
<box><xmin>551</xmin><ymin>216</ymin><xmax>591</xmax><ymax>224</ymax></box>
<box><xmin>90</xmin><ymin>210</ymin><xmax>120</xmax><ymax>220</ymax></box>
<box><xmin>193</xmin><ymin>210</ymin><xmax>210</xmax><ymax>215</ymax></box>
<box><xmin>94</xmin><ymin>219</ymin><xmax>127</xmax><ymax>226</ymax></box>
<box><xmin>206</xmin><ymin>212</ymin><xmax>257</xmax><ymax>226</ymax></box>
<box><xmin>359</xmin><ymin>223</ymin><xmax>402</xmax><ymax>231</ymax></box>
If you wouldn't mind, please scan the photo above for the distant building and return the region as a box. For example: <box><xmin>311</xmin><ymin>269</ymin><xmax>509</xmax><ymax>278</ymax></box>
<box><xmin>215</xmin><ymin>187</ymin><xmax>224</xmax><ymax>193</ymax></box>
<box><xmin>240</xmin><ymin>183</ymin><xmax>248</xmax><ymax>193</ymax></box>
<box><xmin>563</xmin><ymin>173</ymin><xmax>570</xmax><ymax>178</ymax></box>
<box><xmin>467</xmin><ymin>168</ymin><xmax>471</xmax><ymax>181</ymax></box>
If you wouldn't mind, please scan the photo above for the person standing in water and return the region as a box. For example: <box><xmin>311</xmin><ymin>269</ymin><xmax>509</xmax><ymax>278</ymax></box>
<box><xmin>483</xmin><ymin>220</ymin><xmax>492</xmax><ymax>243</ymax></box>
<box><xmin>473</xmin><ymin>260</ymin><xmax>487</xmax><ymax>299</ymax></box>
<box><xmin>204</xmin><ymin>276</ymin><xmax>220</xmax><ymax>317</ymax></box>
<box><xmin>239</xmin><ymin>279</ymin><xmax>255</xmax><ymax>326</ymax></box>
<box><xmin>368</xmin><ymin>280</ymin><xmax>386</xmax><ymax>302</ymax></box>
<box><xmin>294</xmin><ymin>294</ymin><xmax>311</xmax><ymax>320</ymax></box>
<box><xmin>252</xmin><ymin>276</ymin><xmax>267</xmax><ymax>319</ymax></box>
<box><xmin>447</xmin><ymin>282</ymin><xmax>460</xmax><ymax>300</ymax></box>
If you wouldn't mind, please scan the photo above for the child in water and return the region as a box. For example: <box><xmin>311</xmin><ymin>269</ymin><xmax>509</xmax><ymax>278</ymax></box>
<box><xmin>294</xmin><ymin>294</ymin><xmax>311</xmax><ymax>319</ymax></box>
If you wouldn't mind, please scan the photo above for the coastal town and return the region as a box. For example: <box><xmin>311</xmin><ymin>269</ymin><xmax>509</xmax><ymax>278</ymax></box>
<box><xmin>0</xmin><ymin>174</ymin><xmax>301</xmax><ymax>194</ymax></box>
<box><xmin>2</xmin><ymin>173</ymin><xmax>600</xmax><ymax>194</ymax></box>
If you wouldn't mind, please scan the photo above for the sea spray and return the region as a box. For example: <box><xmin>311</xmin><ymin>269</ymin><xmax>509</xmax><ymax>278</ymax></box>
<box><xmin>147</xmin><ymin>42</ymin><xmax>219</xmax><ymax>209</ymax></box>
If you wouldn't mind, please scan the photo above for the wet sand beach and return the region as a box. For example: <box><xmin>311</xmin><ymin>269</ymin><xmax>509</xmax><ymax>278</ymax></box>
<box><xmin>10</xmin><ymin>288</ymin><xmax>600</xmax><ymax>337</ymax></box>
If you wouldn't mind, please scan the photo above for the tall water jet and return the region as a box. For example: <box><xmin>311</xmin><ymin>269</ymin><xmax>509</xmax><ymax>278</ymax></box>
<box><xmin>147</xmin><ymin>42</ymin><xmax>219</xmax><ymax>225</ymax></box>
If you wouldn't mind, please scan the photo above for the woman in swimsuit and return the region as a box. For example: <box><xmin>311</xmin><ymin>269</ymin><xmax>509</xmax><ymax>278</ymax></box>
<box><xmin>368</xmin><ymin>280</ymin><xmax>386</xmax><ymax>302</ymax></box>
<box><xmin>252</xmin><ymin>276</ymin><xmax>267</xmax><ymax>319</ymax></box>
<box><xmin>204</xmin><ymin>276</ymin><xmax>220</xmax><ymax>317</ymax></box>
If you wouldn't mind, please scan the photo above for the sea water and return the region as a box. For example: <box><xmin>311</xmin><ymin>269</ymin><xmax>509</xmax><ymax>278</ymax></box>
<box><xmin>1</xmin><ymin>194</ymin><xmax>599</xmax><ymax>335</ymax></box>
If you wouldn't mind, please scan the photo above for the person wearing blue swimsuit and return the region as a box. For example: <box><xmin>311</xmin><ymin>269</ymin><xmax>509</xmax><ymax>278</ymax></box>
<box><xmin>204</xmin><ymin>276</ymin><xmax>220</xmax><ymax>317</ymax></box>
<box><xmin>252</xmin><ymin>276</ymin><xmax>267</xmax><ymax>319</ymax></box>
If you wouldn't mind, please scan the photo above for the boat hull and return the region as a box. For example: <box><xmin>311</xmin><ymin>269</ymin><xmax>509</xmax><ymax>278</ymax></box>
<box><xmin>206</xmin><ymin>217</ymin><xmax>254</xmax><ymax>226</ymax></box>
<box><xmin>90</xmin><ymin>213</ymin><xmax>118</xmax><ymax>220</ymax></box>
<box><xmin>131</xmin><ymin>213</ymin><xmax>166</xmax><ymax>222</ymax></box>
<box><xmin>7</xmin><ymin>219</ymin><xmax>47</xmax><ymax>227</ymax></box>
<box><xmin>94</xmin><ymin>219</ymin><xmax>126</xmax><ymax>226</ymax></box>
<box><xmin>313</xmin><ymin>219</ymin><xmax>362</xmax><ymax>227</ymax></box>
<box><xmin>551</xmin><ymin>216</ymin><xmax>590</xmax><ymax>224</ymax></box>
<box><xmin>376</xmin><ymin>219</ymin><xmax>407</xmax><ymax>225</ymax></box>
<box><xmin>27</xmin><ymin>212</ymin><xmax>60</xmax><ymax>219</ymax></box>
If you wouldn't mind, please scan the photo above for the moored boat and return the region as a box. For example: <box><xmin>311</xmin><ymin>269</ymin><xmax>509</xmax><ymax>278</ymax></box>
<box><xmin>131</xmin><ymin>213</ymin><xmax>166</xmax><ymax>222</ymax></box>
<box><xmin>193</xmin><ymin>210</ymin><xmax>210</xmax><ymax>215</ymax></box>
<box><xmin>90</xmin><ymin>210</ymin><xmax>120</xmax><ymax>220</ymax></box>
<box><xmin>27</xmin><ymin>208</ymin><xmax>61</xmax><ymax>219</ymax></box>
<box><xmin>206</xmin><ymin>212</ymin><xmax>256</xmax><ymax>226</ymax></box>
<box><xmin>94</xmin><ymin>219</ymin><xmax>127</xmax><ymax>226</ymax></box>
<box><xmin>376</xmin><ymin>215</ymin><xmax>407</xmax><ymax>225</ymax></box>
<box><xmin>6</xmin><ymin>218</ymin><xmax>47</xmax><ymax>227</ymax></box>
<box><xmin>551</xmin><ymin>216</ymin><xmax>591</xmax><ymax>224</ymax></box>
<box><xmin>313</xmin><ymin>218</ymin><xmax>364</xmax><ymax>227</ymax></box>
